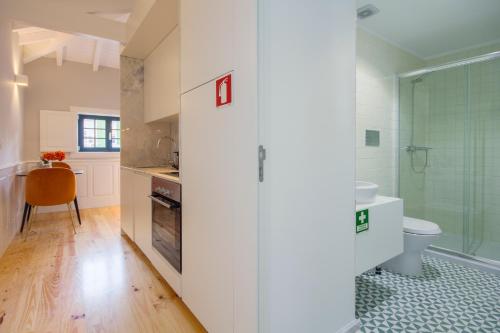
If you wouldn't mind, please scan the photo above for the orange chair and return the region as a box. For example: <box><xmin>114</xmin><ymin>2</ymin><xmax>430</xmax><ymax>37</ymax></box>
<box><xmin>23</xmin><ymin>168</ymin><xmax>78</xmax><ymax>237</ymax></box>
<box><xmin>51</xmin><ymin>162</ymin><xmax>82</xmax><ymax>225</ymax></box>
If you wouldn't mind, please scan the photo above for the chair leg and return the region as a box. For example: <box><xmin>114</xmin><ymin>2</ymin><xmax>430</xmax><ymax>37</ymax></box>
<box><xmin>67</xmin><ymin>203</ymin><xmax>77</xmax><ymax>235</ymax></box>
<box><xmin>27</xmin><ymin>204</ymin><xmax>32</xmax><ymax>223</ymax></box>
<box><xmin>24</xmin><ymin>206</ymin><xmax>37</xmax><ymax>241</ymax></box>
<box><xmin>74</xmin><ymin>197</ymin><xmax>82</xmax><ymax>225</ymax></box>
<box><xmin>20</xmin><ymin>203</ymin><xmax>29</xmax><ymax>233</ymax></box>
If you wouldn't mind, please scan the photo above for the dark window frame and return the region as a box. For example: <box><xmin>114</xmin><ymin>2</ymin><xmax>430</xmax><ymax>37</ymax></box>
<box><xmin>78</xmin><ymin>114</ymin><xmax>120</xmax><ymax>152</ymax></box>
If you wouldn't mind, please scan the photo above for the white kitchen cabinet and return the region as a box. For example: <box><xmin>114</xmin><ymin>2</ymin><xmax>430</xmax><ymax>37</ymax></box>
<box><xmin>120</xmin><ymin>168</ymin><xmax>135</xmax><ymax>240</ymax></box>
<box><xmin>40</xmin><ymin>110</ymin><xmax>77</xmax><ymax>152</ymax></box>
<box><xmin>182</xmin><ymin>78</ymin><xmax>245</xmax><ymax>333</ymax></box>
<box><xmin>133</xmin><ymin>172</ymin><xmax>152</xmax><ymax>255</ymax></box>
<box><xmin>120</xmin><ymin>168</ymin><xmax>182</xmax><ymax>295</ymax></box>
<box><xmin>144</xmin><ymin>27</ymin><xmax>180</xmax><ymax>123</ymax></box>
<box><xmin>180</xmin><ymin>0</ymin><xmax>233</xmax><ymax>93</ymax></box>
<box><xmin>120</xmin><ymin>168</ymin><xmax>151</xmax><ymax>250</ymax></box>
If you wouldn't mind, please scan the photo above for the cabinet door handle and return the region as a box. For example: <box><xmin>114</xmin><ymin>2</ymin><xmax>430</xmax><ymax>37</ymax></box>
<box><xmin>148</xmin><ymin>195</ymin><xmax>173</xmax><ymax>209</ymax></box>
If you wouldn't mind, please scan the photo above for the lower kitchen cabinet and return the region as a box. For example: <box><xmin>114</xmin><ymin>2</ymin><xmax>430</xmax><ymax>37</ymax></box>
<box><xmin>120</xmin><ymin>169</ymin><xmax>135</xmax><ymax>240</ymax></box>
<box><xmin>120</xmin><ymin>168</ymin><xmax>151</xmax><ymax>254</ymax></box>
<box><xmin>133</xmin><ymin>172</ymin><xmax>152</xmax><ymax>255</ymax></box>
<box><xmin>120</xmin><ymin>168</ymin><xmax>182</xmax><ymax>295</ymax></box>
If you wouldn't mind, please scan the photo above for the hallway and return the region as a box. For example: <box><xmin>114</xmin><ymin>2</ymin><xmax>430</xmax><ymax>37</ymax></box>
<box><xmin>0</xmin><ymin>207</ymin><xmax>205</xmax><ymax>333</ymax></box>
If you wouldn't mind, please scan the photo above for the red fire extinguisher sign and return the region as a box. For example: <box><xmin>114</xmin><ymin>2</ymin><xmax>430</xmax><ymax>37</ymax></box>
<box><xmin>216</xmin><ymin>74</ymin><xmax>232</xmax><ymax>107</ymax></box>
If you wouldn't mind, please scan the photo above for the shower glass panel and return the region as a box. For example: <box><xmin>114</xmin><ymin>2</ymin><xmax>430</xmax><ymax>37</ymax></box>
<box><xmin>467</xmin><ymin>57</ymin><xmax>500</xmax><ymax>260</ymax></box>
<box><xmin>400</xmin><ymin>56</ymin><xmax>500</xmax><ymax>262</ymax></box>
<box><xmin>399</xmin><ymin>66</ymin><xmax>468</xmax><ymax>255</ymax></box>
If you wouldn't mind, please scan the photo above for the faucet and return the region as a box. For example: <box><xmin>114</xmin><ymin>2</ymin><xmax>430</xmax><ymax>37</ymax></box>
<box><xmin>156</xmin><ymin>136</ymin><xmax>179</xmax><ymax>169</ymax></box>
<box><xmin>156</xmin><ymin>135</ymin><xmax>176</xmax><ymax>148</ymax></box>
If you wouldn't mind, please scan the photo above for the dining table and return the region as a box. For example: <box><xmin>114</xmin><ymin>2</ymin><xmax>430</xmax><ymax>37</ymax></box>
<box><xmin>16</xmin><ymin>168</ymin><xmax>85</xmax><ymax>177</ymax></box>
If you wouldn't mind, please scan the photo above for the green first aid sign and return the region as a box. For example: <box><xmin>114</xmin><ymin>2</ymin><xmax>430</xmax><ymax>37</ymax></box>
<box><xmin>356</xmin><ymin>209</ymin><xmax>369</xmax><ymax>233</ymax></box>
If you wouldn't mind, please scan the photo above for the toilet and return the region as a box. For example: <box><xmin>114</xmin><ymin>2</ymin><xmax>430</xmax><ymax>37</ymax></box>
<box><xmin>382</xmin><ymin>216</ymin><xmax>442</xmax><ymax>276</ymax></box>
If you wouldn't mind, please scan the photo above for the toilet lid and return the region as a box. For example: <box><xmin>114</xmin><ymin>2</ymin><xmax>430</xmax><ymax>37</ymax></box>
<box><xmin>404</xmin><ymin>217</ymin><xmax>442</xmax><ymax>235</ymax></box>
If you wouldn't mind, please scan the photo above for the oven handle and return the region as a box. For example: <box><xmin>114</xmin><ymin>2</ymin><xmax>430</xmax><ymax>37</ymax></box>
<box><xmin>148</xmin><ymin>195</ymin><xmax>173</xmax><ymax>209</ymax></box>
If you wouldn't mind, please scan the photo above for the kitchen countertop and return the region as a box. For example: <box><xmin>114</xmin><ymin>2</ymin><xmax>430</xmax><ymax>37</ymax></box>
<box><xmin>121</xmin><ymin>165</ymin><xmax>181</xmax><ymax>184</ymax></box>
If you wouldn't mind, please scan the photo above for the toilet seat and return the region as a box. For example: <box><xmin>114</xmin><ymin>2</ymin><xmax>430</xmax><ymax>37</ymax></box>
<box><xmin>403</xmin><ymin>217</ymin><xmax>441</xmax><ymax>235</ymax></box>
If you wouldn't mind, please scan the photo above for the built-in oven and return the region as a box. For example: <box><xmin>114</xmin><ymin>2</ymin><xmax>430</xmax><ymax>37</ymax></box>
<box><xmin>150</xmin><ymin>177</ymin><xmax>181</xmax><ymax>273</ymax></box>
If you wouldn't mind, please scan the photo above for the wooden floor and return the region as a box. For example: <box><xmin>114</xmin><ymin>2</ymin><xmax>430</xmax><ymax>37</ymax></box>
<box><xmin>0</xmin><ymin>206</ymin><xmax>206</xmax><ymax>333</ymax></box>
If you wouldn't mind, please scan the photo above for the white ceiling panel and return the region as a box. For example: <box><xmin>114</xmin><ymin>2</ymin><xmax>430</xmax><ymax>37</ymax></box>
<box><xmin>357</xmin><ymin>0</ymin><xmax>500</xmax><ymax>59</ymax></box>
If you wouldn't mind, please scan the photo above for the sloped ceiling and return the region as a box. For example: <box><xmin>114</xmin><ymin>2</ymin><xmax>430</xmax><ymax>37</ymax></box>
<box><xmin>14</xmin><ymin>11</ymin><xmax>130</xmax><ymax>70</ymax></box>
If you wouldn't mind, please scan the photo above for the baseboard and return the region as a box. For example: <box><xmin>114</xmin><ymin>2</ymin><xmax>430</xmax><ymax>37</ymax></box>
<box><xmin>425</xmin><ymin>248</ymin><xmax>500</xmax><ymax>276</ymax></box>
<box><xmin>336</xmin><ymin>319</ymin><xmax>360</xmax><ymax>333</ymax></box>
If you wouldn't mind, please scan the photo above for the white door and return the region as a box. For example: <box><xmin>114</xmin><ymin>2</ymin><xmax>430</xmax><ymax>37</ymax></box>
<box><xmin>181</xmin><ymin>74</ymin><xmax>257</xmax><ymax>333</ymax></box>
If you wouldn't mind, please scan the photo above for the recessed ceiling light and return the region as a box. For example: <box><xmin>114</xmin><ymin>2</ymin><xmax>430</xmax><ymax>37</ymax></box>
<box><xmin>357</xmin><ymin>4</ymin><xmax>380</xmax><ymax>20</ymax></box>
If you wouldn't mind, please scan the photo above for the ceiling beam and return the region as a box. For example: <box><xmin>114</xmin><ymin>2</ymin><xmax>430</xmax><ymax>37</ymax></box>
<box><xmin>0</xmin><ymin>0</ymin><xmax>126</xmax><ymax>42</ymax></box>
<box><xmin>93</xmin><ymin>40</ymin><xmax>103</xmax><ymax>71</ymax></box>
<box><xmin>18</xmin><ymin>29</ymin><xmax>58</xmax><ymax>45</ymax></box>
<box><xmin>56</xmin><ymin>45</ymin><xmax>65</xmax><ymax>66</ymax></box>
<box><xmin>24</xmin><ymin>34</ymin><xmax>74</xmax><ymax>64</ymax></box>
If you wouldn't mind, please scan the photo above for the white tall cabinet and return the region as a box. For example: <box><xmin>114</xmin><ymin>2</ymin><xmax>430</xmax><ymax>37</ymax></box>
<box><xmin>179</xmin><ymin>1</ymin><xmax>357</xmax><ymax>332</ymax></box>
<box><xmin>180</xmin><ymin>0</ymin><xmax>258</xmax><ymax>332</ymax></box>
<box><xmin>180</xmin><ymin>0</ymin><xmax>233</xmax><ymax>93</ymax></box>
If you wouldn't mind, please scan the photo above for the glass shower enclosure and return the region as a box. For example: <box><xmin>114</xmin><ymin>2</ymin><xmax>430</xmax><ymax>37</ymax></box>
<box><xmin>399</xmin><ymin>53</ymin><xmax>500</xmax><ymax>263</ymax></box>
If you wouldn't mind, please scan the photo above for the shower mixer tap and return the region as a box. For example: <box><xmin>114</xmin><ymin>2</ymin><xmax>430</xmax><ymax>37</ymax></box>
<box><xmin>404</xmin><ymin>145</ymin><xmax>432</xmax><ymax>152</ymax></box>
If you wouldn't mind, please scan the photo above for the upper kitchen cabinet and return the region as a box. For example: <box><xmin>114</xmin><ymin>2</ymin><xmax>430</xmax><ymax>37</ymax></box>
<box><xmin>144</xmin><ymin>27</ymin><xmax>180</xmax><ymax>123</ymax></box>
<box><xmin>180</xmin><ymin>0</ymin><xmax>233</xmax><ymax>93</ymax></box>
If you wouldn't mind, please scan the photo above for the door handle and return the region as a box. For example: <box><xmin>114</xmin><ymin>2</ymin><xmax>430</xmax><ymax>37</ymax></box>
<box><xmin>148</xmin><ymin>195</ymin><xmax>173</xmax><ymax>209</ymax></box>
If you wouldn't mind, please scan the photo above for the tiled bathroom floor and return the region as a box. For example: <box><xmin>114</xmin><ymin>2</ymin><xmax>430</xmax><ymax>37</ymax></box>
<box><xmin>356</xmin><ymin>256</ymin><xmax>500</xmax><ymax>332</ymax></box>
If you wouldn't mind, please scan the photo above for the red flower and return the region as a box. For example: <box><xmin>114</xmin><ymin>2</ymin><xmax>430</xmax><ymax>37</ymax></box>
<box><xmin>41</xmin><ymin>151</ymin><xmax>66</xmax><ymax>161</ymax></box>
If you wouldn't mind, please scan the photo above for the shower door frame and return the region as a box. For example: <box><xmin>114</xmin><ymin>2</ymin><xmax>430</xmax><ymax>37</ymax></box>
<box><xmin>397</xmin><ymin>50</ymin><xmax>500</xmax><ymax>267</ymax></box>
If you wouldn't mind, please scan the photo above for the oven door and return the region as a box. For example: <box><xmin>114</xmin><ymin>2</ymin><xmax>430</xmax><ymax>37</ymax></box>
<box><xmin>150</xmin><ymin>194</ymin><xmax>181</xmax><ymax>273</ymax></box>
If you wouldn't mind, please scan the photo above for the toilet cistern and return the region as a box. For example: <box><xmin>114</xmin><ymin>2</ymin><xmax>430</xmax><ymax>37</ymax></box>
<box><xmin>356</xmin><ymin>181</ymin><xmax>378</xmax><ymax>204</ymax></box>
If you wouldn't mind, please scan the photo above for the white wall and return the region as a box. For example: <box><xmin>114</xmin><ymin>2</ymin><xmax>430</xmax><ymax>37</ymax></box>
<box><xmin>259</xmin><ymin>1</ymin><xmax>357</xmax><ymax>332</ymax></box>
<box><xmin>0</xmin><ymin>19</ymin><xmax>24</xmax><ymax>168</ymax></box>
<box><xmin>23</xmin><ymin>58</ymin><xmax>120</xmax><ymax>160</ymax></box>
<box><xmin>0</xmin><ymin>18</ymin><xmax>25</xmax><ymax>257</ymax></box>
<box><xmin>356</xmin><ymin>28</ymin><xmax>424</xmax><ymax>196</ymax></box>
<box><xmin>22</xmin><ymin>59</ymin><xmax>121</xmax><ymax>212</ymax></box>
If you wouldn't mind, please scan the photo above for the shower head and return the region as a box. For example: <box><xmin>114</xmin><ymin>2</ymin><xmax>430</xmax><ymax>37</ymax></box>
<box><xmin>357</xmin><ymin>4</ymin><xmax>380</xmax><ymax>20</ymax></box>
<box><xmin>411</xmin><ymin>77</ymin><xmax>424</xmax><ymax>84</ymax></box>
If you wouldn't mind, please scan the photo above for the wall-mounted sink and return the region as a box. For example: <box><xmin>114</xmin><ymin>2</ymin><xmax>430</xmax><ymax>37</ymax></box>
<box><xmin>356</xmin><ymin>181</ymin><xmax>378</xmax><ymax>204</ymax></box>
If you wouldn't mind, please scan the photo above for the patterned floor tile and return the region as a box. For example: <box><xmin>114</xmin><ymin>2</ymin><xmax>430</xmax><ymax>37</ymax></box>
<box><xmin>356</xmin><ymin>256</ymin><xmax>500</xmax><ymax>333</ymax></box>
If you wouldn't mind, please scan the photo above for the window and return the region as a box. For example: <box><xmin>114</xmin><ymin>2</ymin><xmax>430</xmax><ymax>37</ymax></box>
<box><xmin>78</xmin><ymin>114</ymin><xmax>120</xmax><ymax>152</ymax></box>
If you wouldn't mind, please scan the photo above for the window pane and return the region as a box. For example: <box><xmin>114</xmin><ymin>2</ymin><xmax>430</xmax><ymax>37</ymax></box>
<box><xmin>96</xmin><ymin>139</ymin><xmax>106</xmax><ymax>148</ymax></box>
<box><xmin>96</xmin><ymin>119</ymin><xmax>106</xmax><ymax>129</ymax></box>
<box><xmin>84</xmin><ymin>138</ymin><xmax>95</xmax><ymax>148</ymax></box>
<box><xmin>83</xmin><ymin>119</ymin><xmax>95</xmax><ymax>128</ymax></box>
<box><xmin>96</xmin><ymin>129</ymin><xmax>106</xmax><ymax>139</ymax></box>
<box><xmin>84</xmin><ymin>129</ymin><xmax>95</xmax><ymax>138</ymax></box>
<box><xmin>79</xmin><ymin>115</ymin><xmax>121</xmax><ymax>152</ymax></box>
